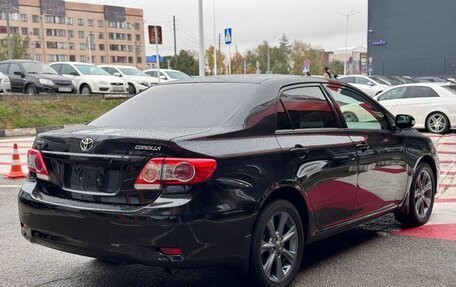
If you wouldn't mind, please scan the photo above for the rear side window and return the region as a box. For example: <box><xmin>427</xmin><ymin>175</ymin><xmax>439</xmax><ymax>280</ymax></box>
<box><xmin>378</xmin><ymin>87</ymin><xmax>407</xmax><ymax>101</ymax></box>
<box><xmin>406</xmin><ymin>86</ymin><xmax>435</xmax><ymax>98</ymax></box>
<box><xmin>279</xmin><ymin>86</ymin><xmax>337</xmax><ymax>130</ymax></box>
<box><xmin>91</xmin><ymin>83</ymin><xmax>258</xmax><ymax>128</ymax></box>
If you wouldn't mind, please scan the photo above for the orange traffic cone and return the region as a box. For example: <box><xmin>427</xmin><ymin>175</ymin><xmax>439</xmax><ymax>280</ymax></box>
<box><xmin>4</xmin><ymin>143</ymin><xmax>26</xmax><ymax>179</ymax></box>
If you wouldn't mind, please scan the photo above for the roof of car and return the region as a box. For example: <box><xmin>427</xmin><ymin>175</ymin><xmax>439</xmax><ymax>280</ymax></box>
<box><xmin>385</xmin><ymin>83</ymin><xmax>449</xmax><ymax>88</ymax></box>
<box><xmin>0</xmin><ymin>59</ymin><xmax>41</xmax><ymax>63</ymax></box>
<box><xmin>50</xmin><ymin>62</ymin><xmax>95</xmax><ymax>66</ymax></box>
<box><xmin>99</xmin><ymin>64</ymin><xmax>138</xmax><ymax>69</ymax></box>
<box><xmin>160</xmin><ymin>74</ymin><xmax>330</xmax><ymax>86</ymax></box>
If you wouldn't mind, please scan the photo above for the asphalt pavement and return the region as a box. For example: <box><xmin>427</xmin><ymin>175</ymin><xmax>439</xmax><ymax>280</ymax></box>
<box><xmin>0</xmin><ymin>134</ymin><xmax>455</xmax><ymax>286</ymax></box>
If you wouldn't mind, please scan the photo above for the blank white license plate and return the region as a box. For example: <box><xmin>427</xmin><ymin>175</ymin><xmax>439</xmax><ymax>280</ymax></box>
<box><xmin>58</xmin><ymin>87</ymin><xmax>72</xmax><ymax>92</ymax></box>
<box><xmin>113</xmin><ymin>87</ymin><xmax>124</xmax><ymax>92</ymax></box>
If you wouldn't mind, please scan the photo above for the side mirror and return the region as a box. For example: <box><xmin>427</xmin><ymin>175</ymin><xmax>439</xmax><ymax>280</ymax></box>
<box><xmin>113</xmin><ymin>72</ymin><xmax>122</xmax><ymax>77</ymax></box>
<box><xmin>14</xmin><ymin>71</ymin><xmax>24</xmax><ymax>77</ymax></box>
<box><xmin>395</xmin><ymin>114</ymin><xmax>415</xmax><ymax>129</ymax></box>
<box><xmin>160</xmin><ymin>75</ymin><xmax>167</xmax><ymax>80</ymax></box>
<box><xmin>69</xmin><ymin>72</ymin><xmax>79</xmax><ymax>76</ymax></box>
<box><xmin>367</xmin><ymin>82</ymin><xmax>375</xmax><ymax>86</ymax></box>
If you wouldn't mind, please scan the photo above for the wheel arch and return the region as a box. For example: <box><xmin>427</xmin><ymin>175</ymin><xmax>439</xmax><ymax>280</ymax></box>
<box><xmin>415</xmin><ymin>155</ymin><xmax>438</xmax><ymax>190</ymax></box>
<box><xmin>399</xmin><ymin>154</ymin><xmax>439</xmax><ymax>216</ymax></box>
<box><xmin>258</xmin><ymin>185</ymin><xmax>311</xmax><ymax>243</ymax></box>
<box><xmin>79</xmin><ymin>82</ymin><xmax>92</xmax><ymax>93</ymax></box>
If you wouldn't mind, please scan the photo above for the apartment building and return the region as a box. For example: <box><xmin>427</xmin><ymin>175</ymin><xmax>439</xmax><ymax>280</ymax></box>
<box><xmin>0</xmin><ymin>0</ymin><xmax>146</xmax><ymax>68</ymax></box>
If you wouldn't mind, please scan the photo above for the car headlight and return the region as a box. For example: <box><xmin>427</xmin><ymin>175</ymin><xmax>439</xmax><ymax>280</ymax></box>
<box><xmin>98</xmin><ymin>81</ymin><xmax>109</xmax><ymax>85</ymax></box>
<box><xmin>39</xmin><ymin>79</ymin><xmax>54</xmax><ymax>86</ymax></box>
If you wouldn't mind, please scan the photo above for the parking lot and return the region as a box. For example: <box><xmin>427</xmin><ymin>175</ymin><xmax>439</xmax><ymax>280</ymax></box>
<box><xmin>0</xmin><ymin>133</ymin><xmax>455</xmax><ymax>286</ymax></box>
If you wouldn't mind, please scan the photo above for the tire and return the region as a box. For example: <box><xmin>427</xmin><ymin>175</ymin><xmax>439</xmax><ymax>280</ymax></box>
<box><xmin>426</xmin><ymin>112</ymin><xmax>450</xmax><ymax>134</ymax></box>
<box><xmin>249</xmin><ymin>200</ymin><xmax>304</xmax><ymax>287</ymax></box>
<box><xmin>25</xmin><ymin>84</ymin><xmax>38</xmax><ymax>95</ymax></box>
<box><xmin>80</xmin><ymin>84</ymin><xmax>92</xmax><ymax>95</ymax></box>
<box><xmin>128</xmin><ymin>83</ymin><xmax>136</xmax><ymax>94</ymax></box>
<box><xmin>396</xmin><ymin>162</ymin><xmax>436</xmax><ymax>226</ymax></box>
<box><xmin>343</xmin><ymin>111</ymin><xmax>359</xmax><ymax>123</ymax></box>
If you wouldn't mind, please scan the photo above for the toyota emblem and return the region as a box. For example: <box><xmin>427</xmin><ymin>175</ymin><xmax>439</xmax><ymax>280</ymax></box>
<box><xmin>80</xmin><ymin>138</ymin><xmax>94</xmax><ymax>152</ymax></box>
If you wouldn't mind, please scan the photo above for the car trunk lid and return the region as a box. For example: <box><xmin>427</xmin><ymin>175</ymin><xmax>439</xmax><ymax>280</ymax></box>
<box><xmin>34</xmin><ymin>125</ymin><xmax>210</xmax><ymax>205</ymax></box>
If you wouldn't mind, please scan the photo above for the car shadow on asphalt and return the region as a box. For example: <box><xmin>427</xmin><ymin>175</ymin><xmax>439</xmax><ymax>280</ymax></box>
<box><xmin>73</xmin><ymin>215</ymin><xmax>401</xmax><ymax>287</ymax></box>
<box><xmin>300</xmin><ymin>214</ymin><xmax>401</xmax><ymax>270</ymax></box>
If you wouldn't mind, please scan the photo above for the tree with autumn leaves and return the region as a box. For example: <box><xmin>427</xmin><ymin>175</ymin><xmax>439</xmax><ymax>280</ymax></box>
<box><xmin>167</xmin><ymin>34</ymin><xmax>343</xmax><ymax>76</ymax></box>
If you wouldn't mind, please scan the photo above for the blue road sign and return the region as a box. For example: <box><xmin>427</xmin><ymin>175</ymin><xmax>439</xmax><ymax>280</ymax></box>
<box><xmin>225</xmin><ymin>28</ymin><xmax>232</xmax><ymax>45</ymax></box>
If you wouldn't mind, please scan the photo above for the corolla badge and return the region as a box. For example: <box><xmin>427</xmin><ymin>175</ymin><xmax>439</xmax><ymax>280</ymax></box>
<box><xmin>80</xmin><ymin>138</ymin><xmax>94</xmax><ymax>152</ymax></box>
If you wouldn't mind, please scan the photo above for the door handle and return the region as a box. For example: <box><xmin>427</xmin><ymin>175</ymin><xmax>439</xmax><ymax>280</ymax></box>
<box><xmin>290</xmin><ymin>145</ymin><xmax>309</xmax><ymax>158</ymax></box>
<box><xmin>356</xmin><ymin>143</ymin><xmax>370</xmax><ymax>152</ymax></box>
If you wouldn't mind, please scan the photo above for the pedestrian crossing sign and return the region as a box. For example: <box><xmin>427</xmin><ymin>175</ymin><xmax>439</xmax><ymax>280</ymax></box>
<box><xmin>225</xmin><ymin>28</ymin><xmax>232</xmax><ymax>45</ymax></box>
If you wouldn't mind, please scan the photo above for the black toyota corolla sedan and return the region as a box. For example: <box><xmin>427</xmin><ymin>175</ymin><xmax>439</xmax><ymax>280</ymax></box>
<box><xmin>19</xmin><ymin>75</ymin><xmax>438</xmax><ymax>287</ymax></box>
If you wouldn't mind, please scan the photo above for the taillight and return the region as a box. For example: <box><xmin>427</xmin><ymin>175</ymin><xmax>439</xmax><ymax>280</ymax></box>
<box><xmin>134</xmin><ymin>158</ymin><xmax>217</xmax><ymax>190</ymax></box>
<box><xmin>27</xmin><ymin>149</ymin><xmax>50</xmax><ymax>181</ymax></box>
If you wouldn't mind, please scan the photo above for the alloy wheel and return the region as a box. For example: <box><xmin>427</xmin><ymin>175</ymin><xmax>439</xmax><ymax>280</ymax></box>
<box><xmin>428</xmin><ymin>114</ymin><xmax>447</xmax><ymax>133</ymax></box>
<box><xmin>414</xmin><ymin>169</ymin><xmax>433</xmax><ymax>218</ymax></box>
<box><xmin>343</xmin><ymin>112</ymin><xmax>358</xmax><ymax>123</ymax></box>
<box><xmin>261</xmin><ymin>211</ymin><xmax>298</xmax><ymax>283</ymax></box>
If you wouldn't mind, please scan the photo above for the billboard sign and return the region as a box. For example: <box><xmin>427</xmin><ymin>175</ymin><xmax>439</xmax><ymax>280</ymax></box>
<box><xmin>104</xmin><ymin>5</ymin><xmax>126</xmax><ymax>22</ymax></box>
<box><xmin>148</xmin><ymin>26</ymin><xmax>163</xmax><ymax>45</ymax></box>
<box><xmin>40</xmin><ymin>0</ymin><xmax>65</xmax><ymax>16</ymax></box>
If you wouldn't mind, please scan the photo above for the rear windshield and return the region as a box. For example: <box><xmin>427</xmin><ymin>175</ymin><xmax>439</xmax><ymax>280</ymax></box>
<box><xmin>442</xmin><ymin>85</ymin><xmax>456</xmax><ymax>95</ymax></box>
<box><xmin>90</xmin><ymin>83</ymin><xmax>258</xmax><ymax>128</ymax></box>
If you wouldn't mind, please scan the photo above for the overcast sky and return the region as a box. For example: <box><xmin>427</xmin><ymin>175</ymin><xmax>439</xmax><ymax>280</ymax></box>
<box><xmin>72</xmin><ymin>0</ymin><xmax>368</xmax><ymax>56</ymax></box>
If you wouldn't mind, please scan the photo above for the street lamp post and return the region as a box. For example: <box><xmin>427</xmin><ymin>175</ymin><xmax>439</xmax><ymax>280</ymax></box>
<box><xmin>87</xmin><ymin>32</ymin><xmax>94</xmax><ymax>63</ymax></box>
<box><xmin>213</xmin><ymin>0</ymin><xmax>217</xmax><ymax>75</ymax></box>
<box><xmin>1</xmin><ymin>0</ymin><xmax>13</xmax><ymax>59</ymax></box>
<box><xmin>339</xmin><ymin>10</ymin><xmax>359</xmax><ymax>76</ymax></box>
<box><xmin>198</xmin><ymin>0</ymin><xmax>205</xmax><ymax>76</ymax></box>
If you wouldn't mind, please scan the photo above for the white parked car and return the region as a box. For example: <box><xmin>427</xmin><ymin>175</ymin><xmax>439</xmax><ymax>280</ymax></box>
<box><xmin>0</xmin><ymin>71</ymin><xmax>11</xmax><ymax>93</ymax></box>
<box><xmin>50</xmin><ymin>62</ymin><xmax>128</xmax><ymax>95</ymax></box>
<box><xmin>339</xmin><ymin>75</ymin><xmax>390</xmax><ymax>97</ymax></box>
<box><xmin>99</xmin><ymin>65</ymin><xmax>156</xmax><ymax>94</ymax></box>
<box><xmin>374</xmin><ymin>83</ymin><xmax>456</xmax><ymax>134</ymax></box>
<box><xmin>143</xmin><ymin>69</ymin><xmax>191</xmax><ymax>82</ymax></box>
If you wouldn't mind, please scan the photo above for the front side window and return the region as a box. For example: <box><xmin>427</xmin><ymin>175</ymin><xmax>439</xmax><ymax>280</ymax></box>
<box><xmin>340</xmin><ymin>77</ymin><xmax>356</xmax><ymax>84</ymax></box>
<box><xmin>61</xmin><ymin>64</ymin><xmax>78</xmax><ymax>75</ymax></box>
<box><xmin>279</xmin><ymin>86</ymin><xmax>338</xmax><ymax>130</ymax></box>
<box><xmin>10</xmin><ymin>63</ymin><xmax>22</xmax><ymax>74</ymax></box>
<box><xmin>325</xmin><ymin>84</ymin><xmax>389</xmax><ymax>130</ymax></box>
<box><xmin>378</xmin><ymin>87</ymin><xmax>407</xmax><ymax>101</ymax></box>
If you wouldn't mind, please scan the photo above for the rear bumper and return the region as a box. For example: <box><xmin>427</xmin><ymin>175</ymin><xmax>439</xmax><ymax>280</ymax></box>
<box><xmin>18</xmin><ymin>179</ymin><xmax>253</xmax><ymax>270</ymax></box>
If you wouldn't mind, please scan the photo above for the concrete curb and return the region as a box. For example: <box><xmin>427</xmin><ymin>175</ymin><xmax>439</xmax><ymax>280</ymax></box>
<box><xmin>0</xmin><ymin>125</ymin><xmax>76</xmax><ymax>138</ymax></box>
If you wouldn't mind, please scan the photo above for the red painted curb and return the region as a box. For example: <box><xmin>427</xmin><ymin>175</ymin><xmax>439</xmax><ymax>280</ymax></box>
<box><xmin>435</xmin><ymin>198</ymin><xmax>456</xmax><ymax>203</ymax></box>
<box><xmin>439</xmin><ymin>184</ymin><xmax>456</xmax><ymax>188</ymax></box>
<box><xmin>395</xmin><ymin>224</ymin><xmax>456</xmax><ymax>241</ymax></box>
<box><xmin>438</xmin><ymin>151</ymin><xmax>456</xmax><ymax>155</ymax></box>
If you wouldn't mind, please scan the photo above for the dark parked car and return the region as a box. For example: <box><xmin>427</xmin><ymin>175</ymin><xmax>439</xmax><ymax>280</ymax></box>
<box><xmin>0</xmin><ymin>60</ymin><xmax>74</xmax><ymax>94</ymax></box>
<box><xmin>19</xmin><ymin>76</ymin><xmax>438</xmax><ymax>287</ymax></box>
